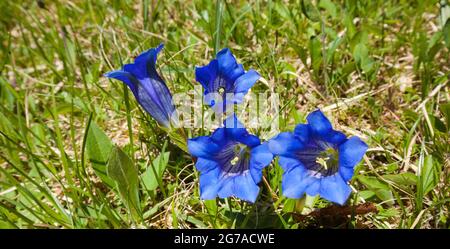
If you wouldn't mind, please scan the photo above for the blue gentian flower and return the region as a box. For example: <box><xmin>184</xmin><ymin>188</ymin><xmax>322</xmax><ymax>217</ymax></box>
<box><xmin>187</xmin><ymin>115</ymin><xmax>273</xmax><ymax>203</ymax></box>
<box><xmin>104</xmin><ymin>44</ymin><xmax>176</xmax><ymax>128</ymax></box>
<box><xmin>195</xmin><ymin>48</ymin><xmax>260</xmax><ymax>113</ymax></box>
<box><xmin>268</xmin><ymin>109</ymin><xmax>368</xmax><ymax>205</ymax></box>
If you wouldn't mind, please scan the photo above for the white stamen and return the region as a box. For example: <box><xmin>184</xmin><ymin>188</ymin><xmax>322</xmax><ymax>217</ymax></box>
<box><xmin>316</xmin><ymin>157</ymin><xmax>330</xmax><ymax>170</ymax></box>
<box><xmin>230</xmin><ymin>156</ymin><xmax>239</xmax><ymax>166</ymax></box>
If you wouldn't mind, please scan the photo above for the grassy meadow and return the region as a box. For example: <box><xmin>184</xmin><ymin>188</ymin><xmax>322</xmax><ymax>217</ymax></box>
<box><xmin>0</xmin><ymin>0</ymin><xmax>449</xmax><ymax>228</ymax></box>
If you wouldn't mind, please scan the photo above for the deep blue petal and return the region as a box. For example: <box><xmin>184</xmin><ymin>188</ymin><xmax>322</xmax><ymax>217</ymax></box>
<box><xmin>234</xmin><ymin>69</ymin><xmax>260</xmax><ymax>93</ymax></box>
<box><xmin>217</xmin><ymin>173</ymin><xmax>260</xmax><ymax>203</ymax></box>
<box><xmin>322</xmin><ymin>129</ymin><xmax>347</xmax><ymax>145</ymax></box>
<box><xmin>339</xmin><ymin>165</ymin><xmax>355</xmax><ymax>182</ymax></box>
<box><xmin>134</xmin><ymin>79</ymin><xmax>173</xmax><ymax>127</ymax></box>
<box><xmin>305</xmin><ymin>176</ymin><xmax>321</xmax><ymax>196</ymax></box>
<box><xmin>147</xmin><ymin>77</ymin><xmax>176</xmax><ymax>123</ymax></box>
<box><xmin>306</xmin><ymin>109</ymin><xmax>333</xmax><ymax>136</ymax></box>
<box><xmin>281</xmin><ymin>166</ymin><xmax>310</xmax><ymax>199</ymax></box>
<box><xmin>278</xmin><ymin>156</ymin><xmax>303</xmax><ymax>173</ymax></box>
<box><xmin>195</xmin><ymin>59</ymin><xmax>218</xmax><ymax>90</ymax></box>
<box><xmin>227</xmin><ymin>64</ymin><xmax>245</xmax><ymax>85</ymax></box>
<box><xmin>187</xmin><ymin>136</ymin><xmax>220</xmax><ymax>159</ymax></box>
<box><xmin>237</xmin><ymin>134</ymin><xmax>260</xmax><ymax>148</ymax></box>
<box><xmin>249</xmin><ymin>143</ymin><xmax>273</xmax><ymax>183</ymax></box>
<box><xmin>268</xmin><ymin>132</ymin><xmax>305</xmax><ymax>157</ymax></box>
<box><xmin>123</xmin><ymin>44</ymin><xmax>163</xmax><ymax>79</ymax></box>
<box><xmin>224</xmin><ymin>114</ymin><xmax>248</xmax><ymax>139</ymax></box>
<box><xmin>217</xmin><ymin>176</ymin><xmax>234</xmax><ymax>199</ymax></box>
<box><xmin>216</xmin><ymin>48</ymin><xmax>245</xmax><ymax>83</ymax></box>
<box><xmin>123</xmin><ymin>61</ymin><xmax>146</xmax><ymax>80</ymax></box>
<box><xmin>210</xmin><ymin>127</ymin><xmax>227</xmax><ymax>145</ymax></box>
<box><xmin>250</xmin><ymin>143</ymin><xmax>273</xmax><ymax>169</ymax></box>
<box><xmin>319</xmin><ymin>174</ymin><xmax>352</xmax><ymax>205</ymax></box>
<box><xmin>249</xmin><ymin>167</ymin><xmax>262</xmax><ymax>186</ymax></box>
<box><xmin>199</xmin><ymin>167</ymin><xmax>221</xmax><ymax>200</ymax></box>
<box><xmin>104</xmin><ymin>70</ymin><xmax>137</xmax><ymax>93</ymax></box>
<box><xmin>293</xmin><ymin>124</ymin><xmax>311</xmax><ymax>144</ymax></box>
<box><xmin>338</xmin><ymin>136</ymin><xmax>368</xmax><ymax>168</ymax></box>
<box><xmin>232</xmin><ymin>172</ymin><xmax>260</xmax><ymax>203</ymax></box>
<box><xmin>195</xmin><ymin>158</ymin><xmax>219</xmax><ymax>173</ymax></box>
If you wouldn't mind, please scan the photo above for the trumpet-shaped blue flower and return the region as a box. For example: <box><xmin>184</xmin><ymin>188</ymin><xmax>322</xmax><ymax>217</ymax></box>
<box><xmin>195</xmin><ymin>48</ymin><xmax>260</xmax><ymax>113</ymax></box>
<box><xmin>268</xmin><ymin>110</ymin><xmax>368</xmax><ymax>205</ymax></box>
<box><xmin>104</xmin><ymin>44</ymin><xmax>176</xmax><ymax>128</ymax></box>
<box><xmin>188</xmin><ymin>115</ymin><xmax>273</xmax><ymax>203</ymax></box>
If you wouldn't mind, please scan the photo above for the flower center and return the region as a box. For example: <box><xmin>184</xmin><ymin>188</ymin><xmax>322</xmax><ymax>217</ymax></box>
<box><xmin>219</xmin><ymin>142</ymin><xmax>251</xmax><ymax>174</ymax></box>
<box><xmin>218</xmin><ymin>87</ymin><xmax>225</xmax><ymax>95</ymax></box>
<box><xmin>231</xmin><ymin>143</ymin><xmax>250</xmax><ymax>165</ymax></box>
<box><xmin>296</xmin><ymin>141</ymin><xmax>339</xmax><ymax>177</ymax></box>
<box><xmin>315</xmin><ymin>147</ymin><xmax>339</xmax><ymax>171</ymax></box>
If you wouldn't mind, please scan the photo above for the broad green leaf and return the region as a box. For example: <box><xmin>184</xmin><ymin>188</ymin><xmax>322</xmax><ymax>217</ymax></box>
<box><xmin>85</xmin><ymin>122</ymin><xmax>115</xmax><ymax>188</ymax></box>
<box><xmin>352</xmin><ymin>43</ymin><xmax>374</xmax><ymax>74</ymax></box>
<box><xmin>141</xmin><ymin>152</ymin><xmax>170</xmax><ymax>191</ymax></box>
<box><xmin>358</xmin><ymin>190</ymin><xmax>376</xmax><ymax>200</ymax></box>
<box><xmin>383</xmin><ymin>172</ymin><xmax>417</xmax><ymax>186</ymax></box>
<box><xmin>353</xmin><ymin>43</ymin><xmax>368</xmax><ymax>64</ymax></box>
<box><xmin>291</xmin><ymin>43</ymin><xmax>308</xmax><ymax>66</ymax></box>
<box><xmin>357</xmin><ymin>175</ymin><xmax>394</xmax><ymax>205</ymax></box>
<box><xmin>378</xmin><ymin>207</ymin><xmax>399</xmax><ymax>218</ymax></box>
<box><xmin>282</xmin><ymin>199</ymin><xmax>296</xmax><ymax>213</ymax></box>
<box><xmin>318</xmin><ymin>0</ymin><xmax>337</xmax><ymax>18</ymax></box>
<box><xmin>186</xmin><ymin>215</ymin><xmax>207</xmax><ymax>228</ymax></box>
<box><xmin>274</xmin><ymin>2</ymin><xmax>290</xmax><ymax>19</ymax></box>
<box><xmin>301</xmin><ymin>0</ymin><xmax>321</xmax><ymax>22</ymax></box>
<box><xmin>349</xmin><ymin>31</ymin><xmax>369</xmax><ymax>51</ymax></box>
<box><xmin>357</xmin><ymin>175</ymin><xmax>389</xmax><ymax>190</ymax></box>
<box><xmin>107</xmin><ymin>146</ymin><xmax>141</xmax><ymax>220</ymax></box>
<box><xmin>430</xmin><ymin>115</ymin><xmax>447</xmax><ymax>133</ymax></box>
<box><xmin>204</xmin><ymin>199</ymin><xmax>218</xmax><ymax>217</ymax></box>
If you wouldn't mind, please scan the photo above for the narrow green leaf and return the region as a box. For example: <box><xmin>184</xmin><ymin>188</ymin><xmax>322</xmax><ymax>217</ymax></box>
<box><xmin>443</xmin><ymin>19</ymin><xmax>450</xmax><ymax>48</ymax></box>
<box><xmin>420</xmin><ymin>155</ymin><xmax>438</xmax><ymax>195</ymax></box>
<box><xmin>309</xmin><ymin>36</ymin><xmax>322</xmax><ymax>74</ymax></box>
<box><xmin>440</xmin><ymin>102</ymin><xmax>450</xmax><ymax>131</ymax></box>
<box><xmin>167</xmin><ymin>129</ymin><xmax>188</xmax><ymax>153</ymax></box>
<box><xmin>326</xmin><ymin>36</ymin><xmax>343</xmax><ymax>64</ymax></box>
